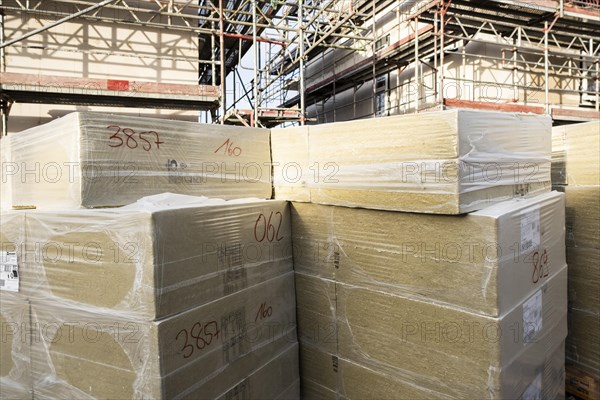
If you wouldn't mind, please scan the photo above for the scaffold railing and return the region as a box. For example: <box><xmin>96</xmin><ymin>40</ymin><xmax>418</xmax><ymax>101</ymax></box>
<box><xmin>1</xmin><ymin>0</ymin><xmax>598</xmax><ymax>130</ymax></box>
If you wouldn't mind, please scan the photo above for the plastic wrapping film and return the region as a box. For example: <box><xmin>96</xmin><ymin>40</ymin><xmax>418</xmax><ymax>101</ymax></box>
<box><xmin>2</xmin><ymin>194</ymin><xmax>292</xmax><ymax>320</ymax></box>
<box><xmin>299</xmin><ymin>338</ymin><xmax>565</xmax><ymax>400</ymax></box>
<box><xmin>567</xmin><ymin>308</ymin><xmax>600</xmax><ymax>377</ymax></box>
<box><xmin>551</xmin><ymin>121</ymin><xmax>600</xmax><ymax>381</ymax></box>
<box><xmin>551</xmin><ymin>121</ymin><xmax>600</xmax><ymax>186</ymax></box>
<box><xmin>6</xmin><ymin>112</ymin><xmax>272</xmax><ymax>209</ymax></box>
<box><xmin>0</xmin><ymin>137</ymin><xmax>12</xmax><ymax>210</ymax></box>
<box><xmin>291</xmin><ymin>191</ymin><xmax>565</xmax><ymax>317</ymax></box>
<box><xmin>561</xmin><ymin>186</ymin><xmax>600</xmax><ymax>317</ymax></box>
<box><xmin>0</xmin><ymin>292</ymin><xmax>32</xmax><ymax>400</ymax></box>
<box><xmin>29</xmin><ymin>272</ymin><xmax>298</xmax><ymax>399</ymax></box>
<box><xmin>214</xmin><ymin>343</ymin><xmax>300</xmax><ymax>400</ymax></box>
<box><xmin>0</xmin><ymin>195</ymin><xmax>300</xmax><ymax>399</ymax></box>
<box><xmin>0</xmin><ymin>210</ymin><xmax>31</xmax><ymax>399</ymax></box>
<box><xmin>295</xmin><ymin>268</ymin><xmax>567</xmax><ymax>399</ymax></box>
<box><xmin>272</xmin><ymin>110</ymin><xmax>552</xmax><ymax>214</ymax></box>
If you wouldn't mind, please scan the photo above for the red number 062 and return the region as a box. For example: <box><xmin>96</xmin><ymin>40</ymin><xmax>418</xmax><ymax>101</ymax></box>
<box><xmin>254</xmin><ymin>211</ymin><xmax>284</xmax><ymax>242</ymax></box>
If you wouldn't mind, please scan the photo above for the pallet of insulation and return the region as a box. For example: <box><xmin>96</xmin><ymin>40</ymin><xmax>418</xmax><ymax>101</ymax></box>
<box><xmin>295</xmin><ymin>269</ymin><xmax>567</xmax><ymax>399</ymax></box>
<box><xmin>29</xmin><ymin>273</ymin><xmax>298</xmax><ymax>399</ymax></box>
<box><xmin>0</xmin><ymin>137</ymin><xmax>11</xmax><ymax>209</ymax></box>
<box><xmin>290</xmin><ymin>190</ymin><xmax>568</xmax><ymax>398</ymax></box>
<box><xmin>272</xmin><ymin>110</ymin><xmax>552</xmax><ymax>214</ymax></box>
<box><xmin>291</xmin><ymin>191</ymin><xmax>565</xmax><ymax>316</ymax></box>
<box><xmin>551</xmin><ymin>121</ymin><xmax>600</xmax><ymax>387</ymax></box>
<box><xmin>4</xmin><ymin>112</ymin><xmax>272</xmax><ymax>208</ymax></box>
<box><xmin>2</xmin><ymin>195</ymin><xmax>292</xmax><ymax>320</ymax></box>
<box><xmin>552</xmin><ymin>121</ymin><xmax>600</xmax><ymax>186</ymax></box>
<box><xmin>0</xmin><ymin>195</ymin><xmax>300</xmax><ymax>399</ymax></box>
<box><xmin>0</xmin><ymin>292</ymin><xmax>31</xmax><ymax>400</ymax></box>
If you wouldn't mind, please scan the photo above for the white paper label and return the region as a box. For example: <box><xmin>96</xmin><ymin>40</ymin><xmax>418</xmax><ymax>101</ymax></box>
<box><xmin>521</xmin><ymin>372</ymin><xmax>542</xmax><ymax>400</ymax></box>
<box><xmin>0</xmin><ymin>251</ymin><xmax>19</xmax><ymax>292</ymax></box>
<box><xmin>523</xmin><ymin>289</ymin><xmax>542</xmax><ymax>343</ymax></box>
<box><xmin>520</xmin><ymin>208</ymin><xmax>541</xmax><ymax>252</ymax></box>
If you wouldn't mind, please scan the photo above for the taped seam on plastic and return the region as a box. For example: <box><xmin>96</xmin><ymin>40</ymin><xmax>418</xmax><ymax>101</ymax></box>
<box><xmin>486</xmin><ymin>365</ymin><xmax>498</xmax><ymax>400</ymax></box>
<box><xmin>480</xmin><ymin>256</ymin><xmax>495</xmax><ymax>302</ymax></box>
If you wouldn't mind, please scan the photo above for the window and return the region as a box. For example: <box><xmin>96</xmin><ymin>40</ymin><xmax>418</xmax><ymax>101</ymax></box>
<box><xmin>375</xmin><ymin>75</ymin><xmax>388</xmax><ymax>116</ymax></box>
<box><xmin>581</xmin><ymin>54</ymin><xmax>598</xmax><ymax>104</ymax></box>
<box><xmin>375</xmin><ymin>34</ymin><xmax>390</xmax><ymax>52</ymax></box>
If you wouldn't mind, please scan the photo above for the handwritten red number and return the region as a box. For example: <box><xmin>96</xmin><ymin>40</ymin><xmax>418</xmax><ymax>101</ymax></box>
<box><xmin>532</xmin><ymin>249</ymin><xmax>550</xmax><ymax>284</ymax></box>
<box><xmin>190</xmin><ymin>322</ymin><xmax>207</xmax><ymax>350</ymax></box>
<box><xmin>254</xmin><ymin>212</ymin><xmax>284</xmax><ymax>242</ymax></box>
<box><xmin>108</xmin><ymin>125</ymin><xmax>123</xmax><ymax>147</ymax></box>
<box><xmin>274</xmin><ymin>212</ymin><xmax>284</xmax><ymax>241</ymax></box>
<box><xmin>254</xmin><ymin>214</ymin><xmax>267</xmax><ymax>242</ymax></box>
<box><xmin>175</xmin><ymin>329</ymin><xmax>193</xmax><ymax>359</ymax></box>
<box><xmin>255</xmin><ymin>302</ymin><xmax>273</xmax><ymax>322</ymax></box>
<box><xmin>138</xmin><ymin>131</ymin><xmax>152</xmax><ymax>151</ymax></box>
<box><xmin>107</xmin><ymin>126</ymin><xmax>163</xmax><ymax>151</ymax></box>
<box><xmin>122</xmin><ymin>128</ymin><xmax>137</xmax><ymax>149</ymax></box>
<box><xmin>151</xmin><ymin>131</ymin><xmax>164</xmax><ymax>149</ymax></box>
<box><xmin>215</xmin><ymin>138</ymin><xmax>242</xmax><ymax>157</ymax></box>
<box><xmin>175</xmin><ymin>320</ymin><xmax>220</xmax><ymax>359</ymax></box>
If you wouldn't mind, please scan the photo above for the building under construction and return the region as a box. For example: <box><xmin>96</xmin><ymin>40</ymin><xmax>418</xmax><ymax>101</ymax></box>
<box><xmin>1</xmin><ymin>0</ymin><xmax>598</xmax><ymax>133</ymax></box>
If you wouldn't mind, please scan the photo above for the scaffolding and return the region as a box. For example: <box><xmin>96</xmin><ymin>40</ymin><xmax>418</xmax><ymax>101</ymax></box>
<box><xmin>272</xmin><ymin>0</ymin><xmax>600</xmax><ymax>123</ymax></box>
<box><xmin>0</xmin><ymin>0</ymin><xmax>379</xmax><ymax>130</ymax></box>
<box><xmin>1</xmin><ymin>0</ymin><xmax>598</xmax><ymax>132</ymax></box>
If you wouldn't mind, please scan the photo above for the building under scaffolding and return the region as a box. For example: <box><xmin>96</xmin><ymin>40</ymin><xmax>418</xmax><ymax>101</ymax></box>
<box><xmin>0</xmin><ymin>0</ymin><xmax>598</xmax><ymax>134</ymax></box>
<box><xmin>271</xmin><ymin>0</ymin><xmax>600</xmax><ymax>123</ymax></box>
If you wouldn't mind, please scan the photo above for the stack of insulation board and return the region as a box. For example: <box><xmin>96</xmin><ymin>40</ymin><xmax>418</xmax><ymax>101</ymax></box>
<box><xmin>1</xmin><ymin>196</ymin><xmax>299</xmax><ymax>399</ymax></box>
<box><xmin>0</xmin><ymin>113</ymin><xmax>299</xmax><ymax>399</ymax></box>
<box><xmin>552</xmin><ymin>120</ymin><xmax>600</xmax><ymax>399</ymax></box>
<box><xmin>272</xmin><ymin>110</ymin><xmax>567</xmax><ymax>399</ymax></box>
<box><xmin>271</xmin><ymin>110</ymin><xmax>552</xmax><ymax>214</ymax></box>
<box><xmin>3</xmin><ymin>112</ymin><xmax>273</xmax><ymax>209</ymax></box>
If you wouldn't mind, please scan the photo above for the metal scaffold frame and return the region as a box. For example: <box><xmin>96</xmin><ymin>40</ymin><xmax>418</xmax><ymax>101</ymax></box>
<box><xmin>1</xmin><ymin>0</ymin><xmax>598</xmax><ymax>132</ymax></box>
<box><xmin>0</xmin><ymin>0</ymin><xmax>380</xmax><ymax>129</ymax></box>
<box><xmin>273</xmin><ymin>0</ymin><xmax>599</xmax><ymax>123</ymax></box>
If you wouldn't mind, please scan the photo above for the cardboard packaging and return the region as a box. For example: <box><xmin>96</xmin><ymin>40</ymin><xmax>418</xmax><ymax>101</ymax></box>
<box><xmin>6</xmin><ymin>112</ymin><xmax>272</xmax><ymax>208</ymax></box>
<box><xmin>3</xmin><ymin>196</ymin><xmax>292</xmax><ymax>320</ymax></box>
<box><xmin>30</xmin><ymin>272</ymin><xmax>298</xmax><ymax>399</ymax></box>
<box><xmin>272</xmin><ymin>110</ymin><xmax>552</xmax><ymax>214</ymax></box>
<box><xmin>295</xmin><ymin>267</ymin><xmax>567</xmax><ymax>399</ymax></box>
<box><xmin>291</xmin><ymin>191</ymin><xmax>565</xmax><ymax>316</ymax></box>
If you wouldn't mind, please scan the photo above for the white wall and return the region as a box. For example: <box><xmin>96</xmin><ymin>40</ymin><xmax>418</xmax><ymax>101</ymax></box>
<box><xmin>3</xmin><ymin>3</ymin><xmax>202</xmax><ymax>133</ymax></box>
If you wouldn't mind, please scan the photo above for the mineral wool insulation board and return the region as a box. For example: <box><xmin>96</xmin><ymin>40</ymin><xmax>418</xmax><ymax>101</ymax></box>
<box><xmin>291</xmin><ymin>191</ymin><xmax>566</xmax><ymax>317</ymax></box>
<box><xmin>562</xmin><ymin>185</ymin><xmax>600</xmax><ymax>315</ymax></box>
<box><xmin>552</xmin><ymin>120</ymin><xmax>600</xmax><ymax>376</ymax></box>
<box><xmin>0</xmin><ymin>292</ymin><xmax>31</xmax><ymax>399</ymax></box>
<box><xmin>29</xmin><ymin>272</ymin><xmax>298</xmax><ymax>399</ymax></box>
<box><xmin>295</xmin><ymin>268</ymin><xmax>567</xmax><ymax>399</ymax></box>
<box><xmin>299</xmin><ymin>338</ymin><xmax>565</xmax><ymax>400</ymax></box>
<box><xmin>0</xmin><ymin>196</ymin><xmax>292</xmax><ymax>320</ymax></box>
<box><xmin>552</xmin><ymin>120</ymin><xmax>600</xmax><ymax>186</ymax></box>
<box><xmin>6</xmin><ymin>112</ymin><xmax>272</xmax><ymax>208</ymax></box>
<box><xmin>272</xmin><ymin>109</ymin><xmax>552</xmax><ymax>214</ymax></box>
